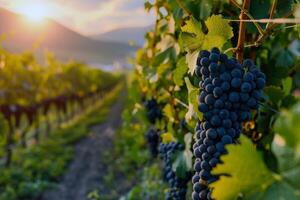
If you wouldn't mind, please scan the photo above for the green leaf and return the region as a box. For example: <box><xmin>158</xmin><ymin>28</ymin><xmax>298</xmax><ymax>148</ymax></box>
<box><xmin>276</xmin><ymin>0</ymin><xmax>294</xmax><ymax>16</ymax></box>
<box><xmin>172</xmin><ymin>133</ymin><xmax>193</xmax><ymax>178</ymax></box>
<box><xmin>264</xmin><ymin>86</ymin><xmax>285</xmax><ymax>105</ymax></box>
<box><xmin>184</xmin><ymin>77</ymin><xmax>202</xmax><ymax>121</ymax></box>
<box><xmin>181</xmin><ymin>15</ymin><xmax>233</xmax><ymax>75</ymax></box>
<box><xmin>202</xmin><ymin>15</ymin><xmax>233</xmax><ymax>50</ymax></box>
<box><xmin>275</xmin><ymin>49</ymin><xmax>295</xmax><ymax>68</ymax></box>
<box><xmin>180</xmin><ymin>17</ymin><xmax>205</xmax><ymax>51</ymax></box>
<box><xmin>179</xmin><ymin>32</ymin><xmax>203</xmax><ymax>51</ymax></box>
<box><xmin>212</xmin><ymin>136</ymin><xmax>300</xmax><ymax>200</ymax></box>
<box><xmin>181</xmin><ymin>16</ymin><xmax>203</xmax><ymax>36</ymax></box>
<box><xmin>282</xmin><ymin>77</ymin><xmax>293</xmax><ymax>95</ymax></box>
<box><xmin>163</xmin><ymin>104</ymin><xmax>175</xmax><ymax>123</ymax></box>
<box><xmin>180</xmin><ymin>15</ymin><xmax>233</xmax><ymax>52</ymax></box>
<box><xmin>247</xmin><ymin>0</ymin><xmax>269</xmax><ymax>33</ymax></box>
<box><xmin>274</xmin><ymin>103</ymin><xmax>300</xmax><ymax>153</ymax></box>
<box><xmin>198</xmin><ymin>0</ymin><xmax>212</xmax><ymax>20</ymax></box>
<box><xmin>152</xmin><ymin>47</ymin><xmax>174</xmax><ymax>67</ymax></box>
<box><xmin>211</xmin><ymin>136</ymin><xmax>274</xmax><ymax>200</ymax></box>
<box><xmin>173</xmin><ymin>57</ymin><xmax>188</xmax><ymax>86</ymax></box>
<box><xmin>185</xmin><ymin>0</ymin><xmax>212</xmax><ymax>20</ymax></box>
<box><xmin>272</xmin><ymin>143</ymin><xmax>300</xmax><ymax>190</ymax></box>
<box><xmin>249</xmin><ymin>180</ymin><xmax>300</xmax><ymax>200</ymax></box>
<box><xmin>144</xmin><ymin>1</ymin><xmax>153</xmax><ymax>12</ymax></box>
<box><xmin>281</xmin><ymin>95</ymin><xmax>298</xmax><ymax>108</ymax></box>
<box><xmin>172</xmin><ymin>151</ymin><xmax>188</xmax><ymax>178</ymax></box>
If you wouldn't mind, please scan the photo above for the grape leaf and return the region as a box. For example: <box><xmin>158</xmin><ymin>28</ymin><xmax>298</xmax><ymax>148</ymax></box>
<box><xmin>264</xmin><ymin>86</ymin><xmax>285</xmax><ymax>105</ymax></box>
<box><xmin>179</xmin><ymin>32</ymin><xmax>203</xmax><ymax>51</ymax></box>
<box><xmin>181</xmin><ymin>16</ymin><xmax>204</xmax><ymax>36</ymax></box>
<box><xmin>185</xmin><ymin>0</ymin><xmax>212</xmax><ymax>20</ymax></box>
<box><xmin>247</xmin><ymin>0</ymin><xmax>269</xmax><ymax>32</ymax></box>
<box><xmin>211</xmin><ymin>136</ymin><xmax>274</xmax><ymax>200</ymax></box>
<box><xmin>281</xmin><ymin>94</ymin><xmax>298</xmax><ymax>108</ymax></box>
<box><xmin>273</xmin><ymin>103</ymin><xmax>300</xmax><ymax>191</ymax></box>
<box><xmin>181</xmin><ymin>15</ymin><xmax>233</xmax><ymax>74</ymax></box>
<box><xmin>274</xmin><ymin>103</ymin><xmax>300</xmax><ymax>154</ymax></box>
<box><xmin>212</xmin><ymin>136</ymin><xmax>300</xmax><ymax>200</ymax></box>
<box><xmin>184</xmin><ymin>77</ymin><xmax>202</xmax><ymax>121</ymax></box>
<box><xmin>144</xmin><ymin>1</ymin><xmax>153</xmax><ymax>12</ymax></box>
<box><xmin>181</xmin><ymin>15</ymin><xmax>233</xmax><ymax>52</ymax></box>
<box><xmin>198</xmin><ymin>0</ymin><xmax>212</xmax><ymax>20</ymax></box>
<box><xmin>180</xmin><ymin>16</ymin><xmax>204</xmax><ymax>51</ymax></box>
<box><xmin>282</xmin><ymin>77</ymin><xmax>293</xmax><ymax>96</ymax></box>
<box><xmin>173</xmin><ymin>57</ymin><xmax>188</xmax><ymax>86</ymax></box>
<box><xmin>152</xmin><ymin>47</ymin><xmax>174</xmax><ymax>67</ymax></box>
<box><xmin>272</xmin><ymin>143</ymin><xmax>300</xmax><ymax>190</ymax></box>
<box><xmin>172</xmin><ymin>133</ymin><xmax>193</xmax><ymax>178</ymax></box>
<box><xmin>276</xmin><ymin>0</ymin><xmax>294</xmax><ymax>16</ymax></box>
<box><xmin>275</xmin><ymin>49</ymin><xmax>295</xmax><ymax>68</ymax></box>
<box><xmin>201</xmin><ymin>15</ymin><xmax>233</xmax><ymax>50</ymax></box>
<box><xmin>163</xmin><ymin>104</ymin><xmax>175</xmax><ymax>123</ymax></box>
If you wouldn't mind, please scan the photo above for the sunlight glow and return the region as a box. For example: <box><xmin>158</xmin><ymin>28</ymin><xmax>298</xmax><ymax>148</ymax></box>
<box><xmin>16</xmin><ymin>4</ymin><xmax>49</xmax><ymax>22</ymax></box>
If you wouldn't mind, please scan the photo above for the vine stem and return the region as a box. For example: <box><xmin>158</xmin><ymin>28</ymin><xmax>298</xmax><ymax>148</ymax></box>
<box><xmin>266</xmin><ymin>0</ymin><xmax>277</xmax><ymax>29</ymax></box>
<box><xmin>256</xmin><ymin>11</ymin><xmax>294</xmax><ymax>44</ymax></box>
<box><xmin>236</xmin><ymin>0</ymin><xmax>251</xmax><ymax>63</ymax></box>
<box><xmin>176</xmin><ymin>0</ymin><xmax>191</xmax><ymax>15</ymax></box>
<box><xmin>230</xmin><ymin>0</ymin><xmax>264</xmax><ymax>35</ymax></box>
<box><xmin>174</xmin><ymin>98</ymin><xmax>189</xmax><ymax>109</ymax></box>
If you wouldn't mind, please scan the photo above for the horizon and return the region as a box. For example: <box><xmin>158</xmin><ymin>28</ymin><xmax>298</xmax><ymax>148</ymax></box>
<box><xmin>0</xmin><ymin>0</ymin><xmax>155</xmax><ymax>36</ymax></box>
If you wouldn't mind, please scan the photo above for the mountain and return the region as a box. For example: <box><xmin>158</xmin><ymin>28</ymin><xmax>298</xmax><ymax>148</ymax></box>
<box><xmin>91</xmin><ymin>25</ymin><xmax>152</xmax><ymax>46</ymax></box>
<box><xmin>0</xmin><ymin>8</ymin><xmax>136</xmax><ymax>65</ymax></box>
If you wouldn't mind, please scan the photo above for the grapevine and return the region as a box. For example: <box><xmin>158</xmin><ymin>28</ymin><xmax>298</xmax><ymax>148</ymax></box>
<box><xmin>121</xmin><ymin>0</ymin><xmax>300</xmax><ymax>199</ymax></box>
<box><xmin>0</xmin><ymin>1</ymin><xmax>299</xmax><ymax>200</ymax></box>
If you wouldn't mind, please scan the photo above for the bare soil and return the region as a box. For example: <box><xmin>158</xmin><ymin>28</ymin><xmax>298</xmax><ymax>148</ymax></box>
<box><xmin>41</xmin><ymin>92</ymin><xmax>130</xmax><ymax>200</ymax></box>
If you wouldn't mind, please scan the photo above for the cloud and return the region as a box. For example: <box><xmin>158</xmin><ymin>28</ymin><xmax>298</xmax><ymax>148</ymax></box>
<box><xmin>0</xmin><ymin>0</ymin><xmax>155</xmax><ymax>35</ymax></box>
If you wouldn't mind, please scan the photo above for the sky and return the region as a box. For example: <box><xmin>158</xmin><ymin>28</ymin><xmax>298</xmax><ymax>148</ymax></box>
<box><xmin>0</xmin><ymin>0</ymin><xmax>155</xmax><ymax>35</ymax></box>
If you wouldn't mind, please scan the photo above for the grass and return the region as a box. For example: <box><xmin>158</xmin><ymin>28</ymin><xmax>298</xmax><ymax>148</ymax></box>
<box><xmin>0</xmin><ymin>84</ymin><xmax>123</xmax><ymax>200</ymax></box>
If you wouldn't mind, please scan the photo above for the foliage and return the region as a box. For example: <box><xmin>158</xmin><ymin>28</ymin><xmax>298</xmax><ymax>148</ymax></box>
<box><xmin>0</xmin><ymin>50</ymin><xmax>118</xmax><ymax>106</ymax></box>
<box><xmin>120</xmin><ymin>163</ymin><xmax>166</xmax><ymax>200</ymax></box>
<box><xmin>122</xmin><ymin>0</ymin><xmax>300</xmax><ymax>199</ymax></box>
<box><xmin>0</xmin><ymin>84</ymin><xmax>122</xmax><ymax>200</ymax></box>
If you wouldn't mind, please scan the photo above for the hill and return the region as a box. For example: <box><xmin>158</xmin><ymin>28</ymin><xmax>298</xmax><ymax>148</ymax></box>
<box><xmin>91</xmin><ymin>25</ymin><xmax>152</xmax><ymax>46</ymax></box>
<box><xmin>0</xmin><ymin>8</ymin><xmax>136</xmax><ymax>65</ymax></box>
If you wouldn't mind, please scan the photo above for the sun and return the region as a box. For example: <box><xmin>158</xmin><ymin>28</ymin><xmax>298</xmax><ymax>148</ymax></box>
<box><xmin>17</xmin><ymin>4</ymin><xmax>49</xmax><ymax>22</ymax></box>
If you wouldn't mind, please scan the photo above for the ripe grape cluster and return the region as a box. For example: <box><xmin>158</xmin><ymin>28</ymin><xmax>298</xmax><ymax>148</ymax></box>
<box><xmin>159</xmin><ymin>142</ymin><xmax>189</xmax><ymax>200</ymax></box>
<box><xmin>145</xmin><ymin>128</ymin><xmax>160</xmax><ymax>157</ymax></box>
<box><xmin>144</xmin><ymin>99</ymin><xmax>163</xmax><ymax>124</ymax></box>
<box><xmin>192</xmin><ymin>47</ymin><xmax>266</xmax><ymax>200</ymax></box>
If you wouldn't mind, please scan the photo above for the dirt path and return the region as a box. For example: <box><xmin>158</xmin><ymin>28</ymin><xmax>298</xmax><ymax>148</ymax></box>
<box><xmin>42</xmin><ymin>91</ymin><xmax>128</xmax><ymax>200</ymax></box>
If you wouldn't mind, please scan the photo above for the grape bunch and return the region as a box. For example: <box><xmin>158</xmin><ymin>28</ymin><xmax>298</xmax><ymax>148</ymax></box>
<box><xmin>159</xmin><ymin>142</ymin><xmax>190</xmax><ymax>200</ymax></box>
<box><xmin>192</xmin><ymin>47</ymin><xmax>266</xmax><ymax>200</ymax></box>
<box><xmin>144</xmin><ymin>99</ymin><xmax>162</xmax><ymax>124</ymax></box>
<box><xmin>145</xmin><ymin>128</ymin><xmax>160</xmax><ymax>157</ymax></box>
